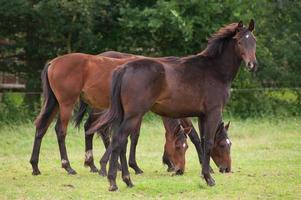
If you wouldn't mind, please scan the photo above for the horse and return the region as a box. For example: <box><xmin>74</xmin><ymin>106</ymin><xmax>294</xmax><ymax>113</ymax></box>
<box><xmin>87</xmin><ymin>20</ymin><xmax>257</xmax><ymax>191</ymax></box>
<box><xmin>75</xmin><ymin>51</ymin><xmax>231</xmax><ymax>176</ymax></box>
<box><xmin>162</xmin><ymin>119</ymin><xmax>231</xmax><ymax>174</ymax></box>
<box><xmin>29</xmin><ymin>51</ymin><xmax>190</xmax><ymax>176</ymax></box>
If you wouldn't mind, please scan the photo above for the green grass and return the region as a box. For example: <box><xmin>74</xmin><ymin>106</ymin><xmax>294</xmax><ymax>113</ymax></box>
<box><xmin>0</xmin><ymin>117</ymin><xmax>301</xmax><ymax>200</ymax></box>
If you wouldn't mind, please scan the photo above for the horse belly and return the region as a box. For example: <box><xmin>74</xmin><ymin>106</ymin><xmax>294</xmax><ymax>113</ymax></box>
<box><xmin>151</xmin><ymin>100</ymin><xmax>203</xmax><ymax>118</ymax></box>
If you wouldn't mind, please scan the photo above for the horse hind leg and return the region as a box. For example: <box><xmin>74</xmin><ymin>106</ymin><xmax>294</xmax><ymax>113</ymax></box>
<box><xmin>30</xmin><ymin>106</ymin><xmax>58</xmax><ymax>175</ymax></box>
<box><xmin>98</xmin><ymin>126</ymin><xmax>122</xmax><ymax>176</ymax></box>
<box><xmin>120</xmin><ymin>138</ymin><xmax>133</xmax><ymax>187</ymax></box>
<box><xmin>108</xmin><ymin>115</ymin><xmax>143</xmax><ymax>191</ymax></box>
<box><xmin>55</xmin><ymin>104</ymin><xmax>76</xmax><ymax>175</ymax></box>
<box><xmin>84</xmin><ymin>133</ymin><xmax>98</xmax><ymax>173</ymax></box>
<box><xmin>128</xmin><ymin>119</ymin><xmax>144</xmax><ymax>174</ymax></box>
<box><xmin>83</xmin><ymin>115</ymin><xmax>98</xmax><ymax>173</ymax></box>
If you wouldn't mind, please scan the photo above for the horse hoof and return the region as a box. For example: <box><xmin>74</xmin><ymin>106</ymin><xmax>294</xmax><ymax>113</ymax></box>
<box><xmin>32</xmin><ymin>170</ymin><xmax>41</xmax><ymax>176</ymax></box>
<box><xmin>167</xmin><ymin>167</ymin><xmax>175</xmax><ymax>172</ymax></box>
<box><xmin>67</xmin><ymin>168</ymin><xmax>77</xmax><ymax>175</ymax></box>
<box><xmin>135</xmin><ymin>169</ymin><xmax>144</xmax><ymax>175</ymax></box>
<box><xmin>99</xmin><ymin>170</ymin><xmax>107</xmax><ymax>177</ymax></box>
<box><xmin>90</xmin><ymin>166</ymin><xmax>98</xmax><ymax>173</ymax></box>
<box><xmin>206</xmin><ymin>178</ymin><xmax>216</xmax><ymax>186</ymax></box>
<box><xmin>123</xmin><ymin>176</ymin><xmax>134</xmax><ymax>188</ymax></box>
<box><xmin>108</xmin><ymin>185</ymin><xmax>118</xmax><ymax>192</ymax></box>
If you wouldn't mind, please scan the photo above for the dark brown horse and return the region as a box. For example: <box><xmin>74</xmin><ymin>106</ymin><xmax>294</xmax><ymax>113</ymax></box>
<box><xmin>77</xmin><ymin>51</ymin><xmax>231</xmax><ymax>176</ymax></box>
<box><xmin>88</xmin><ymin>20</ymin><xmax>257</xmax><ymax>191</ymax></box>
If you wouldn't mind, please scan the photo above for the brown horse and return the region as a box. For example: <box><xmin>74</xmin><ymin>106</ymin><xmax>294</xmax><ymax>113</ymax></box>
<box><xmin>29</xmin><ymin>52</ymin><xmax>190</xmax><ymax>176</ymax></box>
<box><xmin>87</xmin><ymin>20</ymin><xmax>257</xmax><ymax>191</ymax></box>
<box><xmin>77</xmin><ymin>51</ymin><xmax>231</xmax><ymax>176</ymax></box>
<box><xmin>162</xmin><ymin>118</ymin><xmax>231</xmax><ymax>174</ymax></box>
<box><xmin>30</xmin><ymin>46</ymin><xmax>232</xmax><ymax>177</ymax></box>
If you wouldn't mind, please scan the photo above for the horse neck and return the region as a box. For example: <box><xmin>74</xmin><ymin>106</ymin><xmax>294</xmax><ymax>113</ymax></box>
<box><xmin>162</xmin><ymin>117</ymin><xmax>180</xmax><ymax>140</ymax></box>
<box><xmin>212</xmin><ymin>39</ymin><xmax>242</xmax><ymax>84</ymax></box>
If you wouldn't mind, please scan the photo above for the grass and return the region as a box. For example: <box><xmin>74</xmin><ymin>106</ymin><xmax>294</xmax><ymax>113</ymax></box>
<box><xmin>0</xmin><ymin>117</ymin><xmax>300</xmax><ymax>199</ymax></box>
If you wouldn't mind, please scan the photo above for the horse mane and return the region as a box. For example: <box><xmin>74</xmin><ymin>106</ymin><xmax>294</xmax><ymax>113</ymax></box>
<box><xmin>199</xmin><ymin>23</ymin><xmax>239</xmax><ymax>58</ymax></box>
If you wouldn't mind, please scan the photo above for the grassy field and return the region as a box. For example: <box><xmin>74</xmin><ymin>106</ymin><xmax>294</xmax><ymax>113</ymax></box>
<box><xmin>0</xmin><ymin>117</ymin><xmax>300</xmax><ymax>200</ymax></box>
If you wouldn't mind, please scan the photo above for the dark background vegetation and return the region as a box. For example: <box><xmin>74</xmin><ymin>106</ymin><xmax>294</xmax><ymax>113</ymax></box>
<box><xmin>0</xmin><ymin>0</ymin><xmax>300</xmax><ymax>123</ymax></box>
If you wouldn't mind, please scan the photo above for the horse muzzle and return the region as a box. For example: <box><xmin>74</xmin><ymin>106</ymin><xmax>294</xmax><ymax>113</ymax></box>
<box><xmin>247</xmin><ymin>60</ymin><xmax>258</xmax><ymax>72</ymax></box>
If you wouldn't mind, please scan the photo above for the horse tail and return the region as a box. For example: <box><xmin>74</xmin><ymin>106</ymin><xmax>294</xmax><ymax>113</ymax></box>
<box><xmin>74</xmin><ymin>100</ymin><xmax>88</xmax><ymax>129</ymax></box>
<box><xmin>34</xmin><ymin>63</ymin><xmax>58</xmax><ymax>128</ymax></box>
<box><xmin>86</xmin><ymin>66</ymin><xmax>126</xmax><ymax>135</ymax></box>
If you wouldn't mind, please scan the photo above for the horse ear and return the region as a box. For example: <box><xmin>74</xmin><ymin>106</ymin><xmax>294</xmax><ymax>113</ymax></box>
<box><xmin>216</xmin><ymin>122</ymin><xmax>224</xmax><ymax>133</ymax></box>
<box><xmin>248</xmin><ymin>19</ymin><xmax>255</xmax><ymax>32</ymax></box>
<box><xmin>225</xmin><ymin>121</ymin><xmax>230</xmax><ymax>130</ymax></box>
<box><xmin>174</xmin><ymin>124</ymin><xmax>182</xmax><ymax>135</ymax></box>
<box><xmin>237</xmin><ymin>21</ymin><xmax>243</xmax><ymax>29</ymax></box>
<box><xmin>183</xmin><ymin>127</ymin><xmax>192</xmax><ymax>135</ymax></box>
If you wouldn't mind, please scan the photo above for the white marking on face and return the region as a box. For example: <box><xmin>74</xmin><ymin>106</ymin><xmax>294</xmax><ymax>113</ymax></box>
<box><xmin>226</xmin><ymin>139</ymin><xmax>231</xmax><ymax>145</ymax></box>
<box><xmin>245</xmin><ymin>34</ymin><xmax>250</xmax><ymax>38</ymax></box>
<box><xmin>183</xmin><ymin>143</ymin><xmax>186</xmax><ymax>148</ymax></box>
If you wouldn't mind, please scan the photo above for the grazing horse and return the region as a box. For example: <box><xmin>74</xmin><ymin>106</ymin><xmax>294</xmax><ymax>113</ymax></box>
<box><xmin>87</xmin><ymin>20</ymin><xmax>257</xmax><ymax>191</ymax></box>
<box><xmin>162</xmin><ymin>119</ymin><xmax>231</xmax><ymax>174</ymax></box>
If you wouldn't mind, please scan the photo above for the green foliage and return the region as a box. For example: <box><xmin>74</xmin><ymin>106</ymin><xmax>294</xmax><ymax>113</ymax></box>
<box><xmin>0</xmin><ymin>93</ymin><xmax>38</xmax><ymax>124</ymax></box>
<box><xmin>0</xmin><ymin>0</ymin><xmax>300</xmax><ymax>118</ymax></box>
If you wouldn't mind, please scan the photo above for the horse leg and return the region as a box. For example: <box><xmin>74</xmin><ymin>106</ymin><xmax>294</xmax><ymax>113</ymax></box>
<box><xmin>55</xmin><ymin>105</ymin><xmax>76</xmax><ymax>175</ymax></box>
<box><xmin>108</xmin><ymin>115</ymin><xmax>142</xmax><ymax>191</ymax></box>
<box><xmin>128</xmin><ymin>120</ymin><xmax>144</xmax><ymax>174</ymax></box>
<box><xmin>120</xmin><ymin>138</ymin><xmax>134</xmax><ymax>187</ymax></box>
<box><xmin>162</xmin><ymin>149</ymin><xmax>175</xmax><ymax>172</ymax></box>
<box><xmin>84</xmin><ymin>133</ymin><xmax>98</xmax><ymax>173</ymax></box>
<box><xmin>99</xmin><ymin>142</ymin><xmax>112</xmax><ymax>177</ymax></box>
<box><xmin>30</xmin><ymin>107</ymin><xmax>58</xmax><ymax>175</ymax></box>
<box><xmin>188</xmin><ymin>125</ymin><xmax>214</xmax><ymax>173</ymax></box>
<box><xmin>83</xmin><ymin>115</ymin><xmax>98</xmax><ymax>173</ymax></box>
<box><xmin>199</xmin><ymin>111</ymin><xmax>221</xmax><ymax>186</ymax></box>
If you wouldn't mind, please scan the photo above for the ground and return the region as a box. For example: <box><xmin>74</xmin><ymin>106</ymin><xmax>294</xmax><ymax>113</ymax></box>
<box><xmin>0</xmin><ymin>117</ymin><xmax>300</xmax><ymax>200</ymax></box>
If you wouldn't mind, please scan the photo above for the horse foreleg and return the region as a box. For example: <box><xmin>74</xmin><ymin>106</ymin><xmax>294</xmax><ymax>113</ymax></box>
<box><xmin>189</xmin><ymin>121</ymin><xmax>214</xmax><ymax>173</ymax></box>
<box><xmin>162</xmin><ymin>148</ymin><xmax>175</xmax><ymax>172</ymax></box>
<box><xmin>199</xmin><ymin>111</ymin><xmax>221</xmax><ymax>186</ymax></box>
<box><xmin>55</xmin><ymin>105</ymin><xmax>76</xmax><ymax>175</ymax></box>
